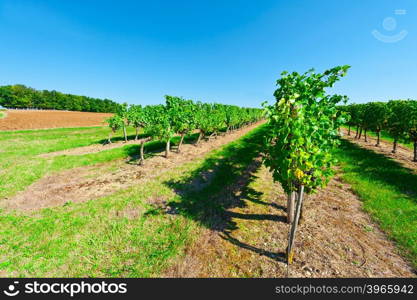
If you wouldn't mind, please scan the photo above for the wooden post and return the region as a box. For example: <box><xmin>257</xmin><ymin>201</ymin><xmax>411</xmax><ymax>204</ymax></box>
<box><xmin>392</xmin><ymin>139</ymin><xmax>398</xmax><ymax>153</ymax></box>
<box><xmin>195</xmin><ymin>131</ymin><xmax>203</xmax><ymax>145</ymax></box>
<box><xmin>287</xmin><ymin>185</ymin><xmax>305</xmax><ymax>265</ymax></box>
<box><xmin>139</xmin><ymin>137</ymin><xmax>151</xmax><ymax>165</ymax></box>
<box><xmin>139</xmin><ymin>140</ymin><xmax>145</xmax><ymax>165</ymax></box>
<box><xmin>165</xmin><ymin>139</ymin><xmax>170</xmax><ymax>158</ymax></box>
<box><xmin>123</xmin><ymin>125</ymin><xmax>127</xmax><ymax>143</ymax></box>
<box><xmin>298</xmin><ymin>194</ymin><xmax>306</xmax><ymax>225</ymax></box>
<box><xmin>287</xmin><ymin>192</ymin><xmax>295</xmax><ymax>223</ymax></box>
<box><xmin>178</xmin><ymin>133</ymin><xmax>185</xmax><ymax>153</ymax></box>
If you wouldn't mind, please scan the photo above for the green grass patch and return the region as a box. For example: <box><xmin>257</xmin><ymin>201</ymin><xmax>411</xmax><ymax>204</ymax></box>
<box><xmin>0</xmin><ymin>111</ymin><xmax>6</xmax><ymax>119</ymax></box>
<box><xmin>336</xmin><ymin>139</ymin><xmax>417</xmax><ymax>269</ymax></box>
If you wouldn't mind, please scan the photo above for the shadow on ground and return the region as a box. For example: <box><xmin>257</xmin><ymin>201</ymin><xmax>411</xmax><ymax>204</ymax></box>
<box><xmin>338</xmin><ymin>139</ymin><xmax>417</xmax><ymax>201</ymax></box>
<box><xmin>163</xmin><ymin>125</ymin><xmax>286</xmax><ymax>260</ymax></box>
<box><xmin>219</xmin><ymin>231</ymin><xmax>286</xmax><ymax>262</ymax></box>
<box><xmin>98</xmin><ymin>133</ymin><xmax>149</xmax><ymax>144</ymax></box>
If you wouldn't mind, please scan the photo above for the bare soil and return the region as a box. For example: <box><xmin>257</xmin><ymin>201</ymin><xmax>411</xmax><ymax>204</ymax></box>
<box><xmin>2</xmin><ymin>123</ymin><xmax>263</xmax><ymax>211</ymax></box>
<box><xmin>40</xmin><ymin>130</ymin><xmax>201</xmax><ymax>158</ymax></box>
<box><xmin>39</xmin><ymin>138</ymin><xmax>148</xmax><ymax>158</ymax></box>
<box><xmin>163</xmin><ymin>163</ymin><xmax>416</xmax><ymax>278</ymax></box>
<box><xmin>341</xmin><ymin>129</ymin><xmax>417</xmax><ymax>173</ymax></box>
<box><xmin>0</xmin><ymin>110</ymin><xmax>112</xmax><ymax>130</ymax></box>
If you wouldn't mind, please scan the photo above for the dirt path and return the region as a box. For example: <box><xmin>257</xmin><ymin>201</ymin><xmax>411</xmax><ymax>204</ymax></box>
<box><xmin>39</xmin><ymin>137</ymin><xmax>148</xmax><ymax>157</ymax></box>
<box><xmin>341</xmin><ymin>129</ymin><xmax>417</xmax><ymax>173</ymax></box>
<box><xmin>2</xmin><ymin>122</ymin><xmax>263</xmax><ymax>212</ymax></box>
<box><xmin>40</xmin><ymin>131</ymin><xmax>203</xmax><ymax>158</ymax></box>
<box><xmin>163</xmin><ymin>162</ymin><xmax>415</xmax><ymax>278</ymax></box>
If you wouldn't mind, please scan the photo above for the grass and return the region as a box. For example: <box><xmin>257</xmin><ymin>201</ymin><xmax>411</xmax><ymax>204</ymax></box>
<box><xmin>0</xmin><ymin>124</ymin><xmax>267</xmax><ymax>277</ymax></box>
<box><xmin>336</xmin><ymin>139</ymin><xmax>417</xmax><ymax>269</ymax></box>
<box><xmin>0</xmin><ymin>126</ymin><xmax>197</xmax><ymax>199</ymax></box>
<box><xmin>0</xmin><ymin>111</ymin><xmax>6</xmax><ymax>119</ymax></box>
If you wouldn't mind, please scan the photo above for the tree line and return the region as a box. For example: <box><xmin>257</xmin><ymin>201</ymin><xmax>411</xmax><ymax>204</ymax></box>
<box><xmin>0</xmin><ymin>84</ymin><xmax>120</xmax><ymax>113</ymax></box>
<box><xmin>106</xmin><ymin>95</ymin><xmax>264</xmax><ymax>164</ymax></box>
<box><xmin>338</xmin><ymin>100</ymin><xmax>417</xmax><ymax>162</ymax></box>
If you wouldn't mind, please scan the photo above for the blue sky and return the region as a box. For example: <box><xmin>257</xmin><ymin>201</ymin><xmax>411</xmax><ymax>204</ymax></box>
<box><xmin>0</xmin><ymin>0</ymin><xmax>415</xmax><ymax>107</ymax></box>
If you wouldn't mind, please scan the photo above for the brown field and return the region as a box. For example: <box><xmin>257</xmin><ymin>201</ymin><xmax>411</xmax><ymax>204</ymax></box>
<box><xmin>0</xmin><ymin>110</ymin><xmax>112</xmax><ymax>130</ymax></box>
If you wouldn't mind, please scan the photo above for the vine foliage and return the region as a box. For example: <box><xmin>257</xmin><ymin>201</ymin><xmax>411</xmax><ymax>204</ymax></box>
<box><xmin>263</xmin><ymin>66</ymin><xmax>350</xmax><ymax>195</ymax></box>
<box><xmin>262</xmin><ymin>66</ymin><xmax>350</xmax><ymax>265</ymax></box>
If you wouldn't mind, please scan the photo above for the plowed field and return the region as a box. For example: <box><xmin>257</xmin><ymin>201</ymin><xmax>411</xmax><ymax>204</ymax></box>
<box><xmin>0</xmin><ymin>110</ymin><xmax>112</xmax><ymax>130</ymax></box>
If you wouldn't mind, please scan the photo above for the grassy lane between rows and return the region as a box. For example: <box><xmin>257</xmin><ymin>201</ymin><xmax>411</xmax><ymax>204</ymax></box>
<box><xmin>336</xmin><ymin>139</ymin><xmax>417</xmax><ymax>269</ymax></box>
<box><xmin>343</xmin><ymin>126</ymin><xmax>413</xmax><ymax>150</ymax></box>
<box><xmin>0</xmin><ymin>126</ymin><xmax>198</xmax><ymax>199</ymax></box>
<box><xmin>0</xmin><ymin>125</ymin><xmax>266</xmax><ymax>277</ymax></box>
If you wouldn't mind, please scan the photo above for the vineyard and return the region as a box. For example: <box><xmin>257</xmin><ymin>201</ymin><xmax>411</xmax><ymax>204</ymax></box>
<box><xmin>105</xmin><ymin>96</ymin><xmax>263</xmax><ymax>163</ymax></box>
<box><xmin>0</xmin><ymin>67</ymin><xmax>416</xmax><ymax>278</ymax></box>
<box><xmin>339</xmin><ymin>100</ymin><xmax>417</xmax><ymax>161</ymax></box>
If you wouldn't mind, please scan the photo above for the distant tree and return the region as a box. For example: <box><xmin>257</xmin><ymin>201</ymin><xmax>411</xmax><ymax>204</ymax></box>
<box><xmin>224</xmin><ymin>105</ymin><xmax>239</xmax><ymax>133</ymax></box>
<box><xmin>128</xmin><ymin>105</ymin><xmax>146</xmax><ymax>140</ymax></box>
<box><xmin>403</xmin><ymin>101</ymin><xmax>417</xmax><ymax>161</ymax></box>
<box><xmin>341</xmin><ymin>104</ymin><xmax>355</xmax><ymax>135</ymax></box>
<box><xmin>116</xmin><ymin>103</ymin><xmax>129</xmax><ymax>142</ymax></box>
<box><xmin>106</xmin><ymin>115</ymin><xmax>124</xmax><ymax>144</ymax></box>
<box><xmin>386</xmin><ymin>100</ymin><xmax>408</xmax><ymax>153</ymax></box>
<box><xmin>144</xmin><ymin>105</ymin><xmax>174</xmax><ymax>158</ymax></box>
<box><xmin>194</xmin><ymin>103</ymin><xmax>225</xmax><ymax>144</ymax></box>
<box><xmin>165</xmin><ymin>95</ymin><xmax>196</xmax><ymax>153</ymax></box>
<box><xmin>364</xmin><ymin>102</ymin><xmax>388</xmax><ymax>145</ymax></box>
<box><xmin>352</xmin><ymin>104</ymin><xmax>365</xmax><ymax>139</ymax></box>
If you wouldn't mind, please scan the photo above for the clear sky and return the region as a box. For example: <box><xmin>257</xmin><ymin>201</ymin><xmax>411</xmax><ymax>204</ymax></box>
<box><xmin>0</xmin><ymin>0</ymin><xmax>415</xmax><ymax>107</ymax></box>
